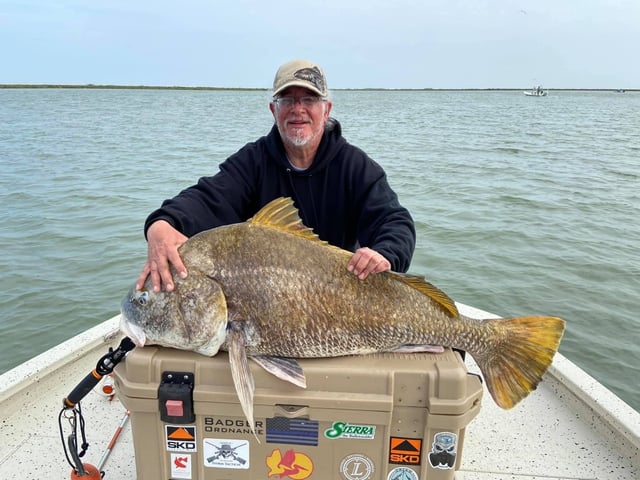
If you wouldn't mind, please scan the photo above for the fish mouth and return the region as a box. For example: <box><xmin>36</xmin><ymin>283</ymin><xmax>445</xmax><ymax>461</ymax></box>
<box><xmin>119</xmin><ymin>314</ymin><xmax>147</xmax><ymax>348</ymax></box>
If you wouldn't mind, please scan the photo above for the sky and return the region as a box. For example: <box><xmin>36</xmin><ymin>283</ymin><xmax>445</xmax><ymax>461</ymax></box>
<box><xmin>1</xmin><ymin>0</ymin><xmax>639</xmax><ymax>89</ymax></box>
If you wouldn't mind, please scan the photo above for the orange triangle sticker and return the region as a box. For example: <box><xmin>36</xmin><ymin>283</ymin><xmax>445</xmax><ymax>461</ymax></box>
<box><xmin>168</xmin><ymin>427</ymin><xmax>195</xmax><ymax>440</ymax></box>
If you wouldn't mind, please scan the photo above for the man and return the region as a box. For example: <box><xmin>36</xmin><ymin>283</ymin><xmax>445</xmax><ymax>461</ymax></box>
<box><xmin>137</xmin><ymin>59</ymin><xmax>415</xmax><ymax>293</ymax></box>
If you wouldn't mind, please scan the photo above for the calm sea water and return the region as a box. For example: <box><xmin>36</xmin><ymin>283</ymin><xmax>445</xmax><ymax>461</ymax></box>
<box><xmin>1</xmin><ymin>88</ymin><xmax>638</xmax><ymax>412</ymax></box>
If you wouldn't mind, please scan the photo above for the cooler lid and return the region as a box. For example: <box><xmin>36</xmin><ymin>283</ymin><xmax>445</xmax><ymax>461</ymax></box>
<box><xmin>114</xmin><ymin>346</ymin><xmax>482</xmax><ymax>416</ymax></box>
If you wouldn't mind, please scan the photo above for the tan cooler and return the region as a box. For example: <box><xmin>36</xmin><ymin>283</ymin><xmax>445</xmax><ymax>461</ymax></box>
<box><xmin>113</xmin><ymin>346</ymin><xmax>482</xmax><ymax>480</ymax></box>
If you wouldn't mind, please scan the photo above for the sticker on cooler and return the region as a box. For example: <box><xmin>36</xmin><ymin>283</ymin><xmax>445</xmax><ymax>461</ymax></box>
<box><xmin>266</xmin><ymin>448</ymin><xmax>314</xmax><ymax>479</ymax></box>
<box><xmin>428</xmin><ymin>431</ymin><xmax>458</xmax><ymax>470</ymax></box>
<box><xmin>387</xmin><ymin>466</ymin><xmax>419</xmax><ymax>480</ymax></box>
<box><xmin>171</xmin><ymin>453</ymin><xmax>192</xmax><ymax>479</ymax></box>
<box><xmin>340</xmin><ymin>454</ymin><xmax>375</xmax><ymax>480</ymax></box>
<box><xmin>325</xmin><ymin>421</ymin><xmax>376</xmax><ymax>440</ymax></box>
<box><xmin>165</xmin><ymin>426</ymin><xmax>197</xmax><ymax>452</ymax></box>
<box><xmin>266</xmin><ymin>416</ymin><xmax>319</xmax><ymax>446</ymax></box>
<box><xmin>389</xmin><ymin>437</ymin><xmax>422</xmax><ymax>466</ymax></box>
<box><xmin>203</xmin><ymin>438</ymin><xmax>250</xmax><ymax>469</ymax></box>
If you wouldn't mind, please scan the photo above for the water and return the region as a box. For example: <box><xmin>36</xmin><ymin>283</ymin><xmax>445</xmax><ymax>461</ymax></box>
<box><xmin>1</xmin><ymin>88</ymin><xmax>638</xmax><ymax>412</ymax></box>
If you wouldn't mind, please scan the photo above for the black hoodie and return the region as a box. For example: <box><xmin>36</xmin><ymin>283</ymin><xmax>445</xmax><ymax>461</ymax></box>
<box><xmin>145</xmin><ymin>118</ymin><xmax>415</xmax><ymax>272</ymax></box>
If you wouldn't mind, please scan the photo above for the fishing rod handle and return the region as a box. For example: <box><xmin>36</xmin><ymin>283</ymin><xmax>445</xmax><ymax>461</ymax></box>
<box><xmin>63</xmin><ymin>370</ymin><xmax>103</xmax><ymax>409</ymax></box>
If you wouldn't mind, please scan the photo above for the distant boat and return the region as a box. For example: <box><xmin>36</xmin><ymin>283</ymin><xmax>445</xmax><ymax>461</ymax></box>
<box><xmin>524</xmin><ymin>85</ymin><xmax>547</xmax><ymax>96</ymax></box>
<box><xmin>615</xmin><ymin>89</ymin><xmax>626</xmax><ymax>93</ymax></box>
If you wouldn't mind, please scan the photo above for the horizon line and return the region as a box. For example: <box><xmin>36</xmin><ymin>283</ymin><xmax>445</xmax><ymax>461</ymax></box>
<box><xmin>0</xmin><ymin>84</ymin><xmax>637</xmax><ymax>92</ymax></box>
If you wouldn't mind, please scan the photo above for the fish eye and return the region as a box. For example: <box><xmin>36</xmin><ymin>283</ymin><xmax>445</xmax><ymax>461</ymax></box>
<box><xmin>134</xmin><ymin>291</ymin><xmax>149</xmax><ymax>306</ymax></box>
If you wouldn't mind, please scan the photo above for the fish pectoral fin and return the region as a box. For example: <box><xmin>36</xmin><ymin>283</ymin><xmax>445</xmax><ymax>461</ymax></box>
<box><xmin>227</xmin><ymin>328</ymin><xmax>259</xmax><ymax>442</ymax></box>
<box><xmin>250</xmin><ymin>355</ymin><xmax>307</xmax><ymax>389</ymax></box>
<box><xmin>386</xmin><ymin>344</ymin><xmax>445</xmax><ymax>354</ymax></box>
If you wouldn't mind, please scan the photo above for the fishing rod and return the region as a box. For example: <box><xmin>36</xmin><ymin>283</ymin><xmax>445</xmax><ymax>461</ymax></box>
<box><xmin>59</xmin><ymin>336</ymin><xmax>135</xmax><ymax>478</ymax></box>
<box><xmin>97</xmin><ymin>410</ymin><xmax>130</xmax><ymax>472</ymax></box>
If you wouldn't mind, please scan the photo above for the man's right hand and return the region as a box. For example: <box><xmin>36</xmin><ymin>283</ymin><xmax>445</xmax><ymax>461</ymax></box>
<box><xmin>136</xmin><ymin>220</ymin><xmax>188</xmax><ymax>293</ymax></box>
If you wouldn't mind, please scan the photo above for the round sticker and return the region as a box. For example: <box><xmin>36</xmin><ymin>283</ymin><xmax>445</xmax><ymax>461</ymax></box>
<box><xmin>387</xmin><ymin>466</ymin><xmax>419</xmax><ymax>480</ymax></box>
<box><xmin>340</xmin><ymin>454</ymin><xmax>375</xmax><ymax>480</ymax></box>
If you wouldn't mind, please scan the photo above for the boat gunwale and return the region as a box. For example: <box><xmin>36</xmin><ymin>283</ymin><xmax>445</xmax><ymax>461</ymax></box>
<box><xmin>1</xmin><ymin>308</ymin><xmax>639</xmax><ymax>456</ymax></box>
<box><xmin>0</xmin><ymin>316</ymin><xmax>121</xmax><ymax>406</ymax></box>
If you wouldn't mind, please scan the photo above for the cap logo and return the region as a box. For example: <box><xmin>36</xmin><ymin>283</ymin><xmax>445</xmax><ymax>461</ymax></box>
<box><xmin>294</xmin><ymin>67</ymin><xmax>326</xmax><ymax>95</ymax></box>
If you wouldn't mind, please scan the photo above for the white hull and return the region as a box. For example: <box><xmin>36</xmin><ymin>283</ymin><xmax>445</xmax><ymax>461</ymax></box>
<box><xmin>524</xmin><ymin>86</ymin><xmax>547</xmax><ymax>96</ymax></box>
<box><xmin>1</xmin><ymin>306</ymin><xmax>639</xmax><ymax>479</ymax></box>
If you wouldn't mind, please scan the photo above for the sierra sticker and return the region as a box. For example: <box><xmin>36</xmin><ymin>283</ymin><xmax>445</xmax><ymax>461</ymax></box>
<box><xmin>325</xmin><ymin>421</ymin><xmax>376</xmax><ymax>440</ymax></box>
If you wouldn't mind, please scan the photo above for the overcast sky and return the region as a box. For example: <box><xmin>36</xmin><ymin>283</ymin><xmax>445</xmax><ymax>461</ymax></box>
<box><xmin>1</xmin><ymin>0</ymin><xmax>638</xmax><ymax>89</ymax></box>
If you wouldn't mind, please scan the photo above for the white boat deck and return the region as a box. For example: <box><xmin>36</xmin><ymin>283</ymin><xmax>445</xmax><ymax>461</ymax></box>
<box><xmin>1</xmin><ymin>308</ymin><xmax>639</xmax><ymax>480</ymax></box>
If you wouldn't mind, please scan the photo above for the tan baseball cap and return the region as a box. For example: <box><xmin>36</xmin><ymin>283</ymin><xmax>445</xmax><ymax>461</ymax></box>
<box><xmin>272</xmin><ymin>59</ymin><xmax>328</xmax><ymax>97</ymax></box>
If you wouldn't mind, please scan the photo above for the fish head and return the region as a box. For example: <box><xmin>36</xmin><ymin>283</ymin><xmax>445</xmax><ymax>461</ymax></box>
<box><xmin>119</xmin><ymin>272</ymin><xmax>228</xmax><ymax>356</ymax></box>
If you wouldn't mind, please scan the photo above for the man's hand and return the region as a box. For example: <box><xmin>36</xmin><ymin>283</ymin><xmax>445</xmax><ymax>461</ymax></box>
<box><xmin>136</xmin><ymin>221</ymin><xmax>188</xmax><ymax>293</ymax></box>
<box><xmin>347</xmin><ymin>247</ymin><xmax>391</xmax><ymax>280</ymax></box>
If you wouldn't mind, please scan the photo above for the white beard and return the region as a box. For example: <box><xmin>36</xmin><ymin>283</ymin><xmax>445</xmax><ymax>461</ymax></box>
<box><xmin>286</xmin><ymin>127</ymin><xmax>312</xmax><ymax>147</ymax></box>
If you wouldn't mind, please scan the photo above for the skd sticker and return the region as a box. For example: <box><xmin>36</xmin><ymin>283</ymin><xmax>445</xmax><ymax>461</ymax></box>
<box><xmin>389</xmin><ymin>437</ymin><xmax>422</xmax><ymax>466</ymax></box>
<box><xmin>428</xmin><ymin>432</ymin><xmax>457</xmax><ymax>470</ymax></box>
<box><xmin>165</xmin><ymin>426</ymin><xmax>197</xmax><ymax>452</ymax></box>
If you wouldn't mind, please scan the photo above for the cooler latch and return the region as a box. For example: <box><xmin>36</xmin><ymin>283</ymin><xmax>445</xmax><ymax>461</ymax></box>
<box><xmin>158</xmin><ymin>371</ymin><xmax>195</xmax><ymax>424</ymax></box>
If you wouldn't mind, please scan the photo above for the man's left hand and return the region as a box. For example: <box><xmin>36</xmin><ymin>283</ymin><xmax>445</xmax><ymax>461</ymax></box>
<box><xmin>347</xmin><ymin>247</ymin><xmax>391</xmax><ymax>280</ymax></box>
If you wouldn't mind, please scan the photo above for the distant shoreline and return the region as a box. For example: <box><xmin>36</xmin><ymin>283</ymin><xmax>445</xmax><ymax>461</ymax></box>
<box><xmin>0</xmin><ymin>84</ymin><xmax>636</xmax><ymax>92</ymax></box>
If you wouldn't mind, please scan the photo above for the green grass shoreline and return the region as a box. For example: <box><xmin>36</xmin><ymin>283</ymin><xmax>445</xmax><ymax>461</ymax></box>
<box><xmin>0</xmin><ymin>84</ymin><xmax>264</xmax><ymax>91</ymax></box>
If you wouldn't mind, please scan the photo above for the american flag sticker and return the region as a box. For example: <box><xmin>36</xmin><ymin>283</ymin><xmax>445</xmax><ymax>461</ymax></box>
<box><xmin>266</xmin><ymin>417</ymin><xmax>319</xmax><ymax>446</ymax></box>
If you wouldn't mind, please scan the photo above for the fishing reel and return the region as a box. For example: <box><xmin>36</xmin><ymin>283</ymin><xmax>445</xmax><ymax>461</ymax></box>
<box><xmin>62</xmin><ymin>337</ymin><xmax>135</xmax><ymax>409</ymax></box>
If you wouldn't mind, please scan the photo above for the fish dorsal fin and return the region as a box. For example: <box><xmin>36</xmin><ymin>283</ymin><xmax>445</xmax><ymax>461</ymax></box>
<box><xmin>250</xmin><ymin>200</ymin><xmax>458</xmax><ymax>316</ymax></box>
<box><xmin>249</xmin><ymin>197</ymin><xmax>325</xmax><ymax>243</ymax></box>
<box><xmin>389</xmin><ymin>273</ymin><xmax>459</xmax><ymax>318</ymax></box>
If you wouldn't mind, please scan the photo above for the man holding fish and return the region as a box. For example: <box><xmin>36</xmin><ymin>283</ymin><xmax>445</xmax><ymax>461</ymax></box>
<box><xmin>123</xmin><ymin>61</ymin><xmax>564</xmax><ymax>432</ymax></box>
<box><xmin>136</xmin><ymin>59</ymin><xmax>416</xmax><ymax>293</ymax></box>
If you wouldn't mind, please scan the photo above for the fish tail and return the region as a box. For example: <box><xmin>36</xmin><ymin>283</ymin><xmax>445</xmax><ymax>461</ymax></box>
<box><xmin>473</xmin><ymin>315</ymin><xmax>565</xmax><ymax>409</ymax></box>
